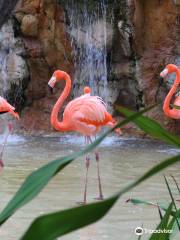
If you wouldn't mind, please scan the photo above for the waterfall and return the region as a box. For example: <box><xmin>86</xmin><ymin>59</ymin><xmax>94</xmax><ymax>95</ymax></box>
<box><xmin>0</xmin><ymin>19</ymin><xmax>29</xmax><ymax>110</ymax></box>
<box><xmin>64</xmin><ymin>0</ymin><xmax>114</xmax><ymax>106</ymax></box>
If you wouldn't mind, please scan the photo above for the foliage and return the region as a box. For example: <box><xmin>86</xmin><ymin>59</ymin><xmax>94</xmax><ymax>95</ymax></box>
<box><xmin>127</xmin><ymin>176</ymin><xmax>180</xmax><ymax>239</ymax></box>
<box><xmin>116</xmin><ymin>106</ymin><xmax>180</xmax><ymax>147</ymax></box>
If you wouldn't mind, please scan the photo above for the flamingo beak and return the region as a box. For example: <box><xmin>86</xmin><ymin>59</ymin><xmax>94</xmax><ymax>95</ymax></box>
<box><xmin>160</xmin><ymin>68</ymin><xmax>168</xmax><ymax>78</ymax></box>
<box><xmin>48</xmin><ymin>76</ymin><xmax>56</xmax><ymax>94</ymax></box>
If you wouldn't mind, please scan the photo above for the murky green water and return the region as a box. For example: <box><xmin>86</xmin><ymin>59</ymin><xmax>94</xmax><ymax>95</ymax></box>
<box><xmin>0</xmin><ymin>135</ymin><xmax>180</xmax><ymax>240</ymax></box>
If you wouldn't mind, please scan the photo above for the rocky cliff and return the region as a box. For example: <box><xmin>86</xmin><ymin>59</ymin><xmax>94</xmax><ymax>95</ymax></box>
<box><xmin>132</xmin><ymin>0</ymin><xmax>180</xmax><ymax>133</ymax></box>
<box><xmin>0</xmin><ymin>0</ymin><xmax>73</xmax><ymax>133</ymax></box>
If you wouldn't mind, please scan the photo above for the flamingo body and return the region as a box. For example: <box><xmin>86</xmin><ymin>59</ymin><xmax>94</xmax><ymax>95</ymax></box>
<box><xmin>62</xmin><ymin>94</ymin><xmax>113</xmax><ymax>136</ymax></box>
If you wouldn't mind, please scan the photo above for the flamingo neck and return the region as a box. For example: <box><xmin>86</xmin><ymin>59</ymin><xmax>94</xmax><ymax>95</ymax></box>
<box><xmin>163</xmin><ymin>69</ymin><xmax>180</xmax><ymax>116</ymax></box>
<box><xmin>51</xmin><ymin>73</ymin><xmax>71</xmax><ymax>131</ymax></box>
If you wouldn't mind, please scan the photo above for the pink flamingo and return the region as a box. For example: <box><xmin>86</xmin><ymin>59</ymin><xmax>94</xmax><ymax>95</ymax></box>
<box><xmin>0</xmin><ymin>96</ymin><xmax>19</xmax><ymax>169</ymax></box>
<box><xmin>83</xmin><ymin>86</ymin><xmax>122</xmax><ymax>134</ymax></box>
<box><xmin>48</xmin><ymin>70</ymin><xmax>121</xmax><ymax>204</ymax></box>
<box><xmin>160</xmin><ymin>64</ymin><xmax>180</xmax><ymax>119</ymax></box>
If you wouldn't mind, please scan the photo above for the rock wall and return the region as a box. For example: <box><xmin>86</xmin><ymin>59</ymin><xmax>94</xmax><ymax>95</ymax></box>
<box><xmin>14</xmin><ymin>0</ymin><xmax>73</xmax><ymax>133</ymax></box>
<box><xmin>0</xmin><ymin>18</ymin><xmax>29</xmax><ymax>111</ymax></box>
<box><xmin>132</xmin><ymin>0</ymin><xmax>180</xmax><ymax>133</ymax></box>
<box><xmin>0</xmin><ymin>0</ymin><xmax>19</xmax><ymax>29</ymax></box>
<box><xmin>108</xmin><ymin>0</ymin><xmax>143</xmax><ymax>111</ymax></box>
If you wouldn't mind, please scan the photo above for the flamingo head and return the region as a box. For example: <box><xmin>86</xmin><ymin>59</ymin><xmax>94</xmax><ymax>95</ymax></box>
<box><xmin>84</xmin><ymin>86</ymin><xmax>91</xmax><ymax>94</ymax></box>
<box><xmin>160</xmin><ymin>64</ymin><xmax>179</xmax><ymax>78</ymax></box>
<box><xmin>48</xmin><ymin>70</ymin><xmax>66</xmax><ymax>92</ymax></box>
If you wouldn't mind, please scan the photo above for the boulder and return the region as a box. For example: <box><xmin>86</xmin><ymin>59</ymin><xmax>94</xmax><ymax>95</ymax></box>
<box><xmin>21</xmin><ymin>14</ymin><xmax>38</xmax><ymax>37</ymax></box>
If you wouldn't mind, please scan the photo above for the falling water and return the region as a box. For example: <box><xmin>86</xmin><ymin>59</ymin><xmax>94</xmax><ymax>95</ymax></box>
<box><xmin>64</xmin><ymin>0</ymin><xmax>114</xmax><ymax>105</ymax></box>
<box><xmin>0</xmin><ymin>19</ymin><xmax>29</xmax><ymax>111</ymax></box>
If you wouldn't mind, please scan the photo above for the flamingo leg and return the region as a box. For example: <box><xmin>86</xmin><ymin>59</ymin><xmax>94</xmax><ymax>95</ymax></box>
<box><xmin>88</xmin><ymin>136</ymin><xmax>104</xmax><ymax>200</ymax></box>
<box><xmin>79</xmin><ymin>136</ymin><xmax>90</xmax><ymax>204</ymax></box>
<box><xmin>83</xmin><ymin>154</ymin><xmax>90</xmax><ymax>204</ymax></box>
<box><xmin>0</xmin><ymin>121</ymin><xmax>12</xmax><ymax>170</ymax></box>
<box><xmin>95</xmin><ymin>152</ymin><xmax>104</xmax><ymax>200</ymax></box>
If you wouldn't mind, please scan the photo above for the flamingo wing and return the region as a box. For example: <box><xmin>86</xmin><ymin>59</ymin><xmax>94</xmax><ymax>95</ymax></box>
<box><xmin>64</xmin><ymin>95</ymin><xmax>112</xmax><ymax>126</ymax></box>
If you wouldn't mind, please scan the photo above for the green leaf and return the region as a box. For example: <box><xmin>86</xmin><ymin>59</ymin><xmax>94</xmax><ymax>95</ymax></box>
<box><xmin>127</xmin><ymin>198</ymin><xmax>171</xmax><ymax>213</ymax></box>
<box><xmin>21</xmin><ymin>154</ymin><xmax>180</xmax><ymax>240</ymax></box>
<box><xmin>165</xmin><ymin>208</ymin><xmax>180</xmax><ymax>239</ymax></box>
<box><xmin>20</xmin><ymin>195</ymin><xmax>118</xmax><ymax>240</ymax></box>
<box><xmin>149</xmin><ymin>203</ymin><xmax>173</xmax><ymax>240</ymax></box>
<box><xmin>161</xmin><ymin>179</ymin><xmax>180</xmax><ymax>239</ymax></box>
<box><xmin>168</xmin><ymin>212</ymin><xmax>179</xmax><ymax>240</ymax></box>
<box><xmin>128</xmin><ymin>197</ymin><xmax>180</xmax><ymax>239</ymax></box>
<box><xmin>164</xmin><ymin>176</ymin><xmax>180</xmax><ymax>230</ymax></box>
<box><xmin>0</xmin><ymin>105</ymin><xmax>155</xmax><ymax>225</ymax></box>
<box><xmin>116</xmin><ymin>106</ymin><xmax>180</xmax><ymax>147</ymax></box>
<box><xmin>170</xmin><ymin>175</ymin><xmax>180</xmax><ymax>194</ymax></box>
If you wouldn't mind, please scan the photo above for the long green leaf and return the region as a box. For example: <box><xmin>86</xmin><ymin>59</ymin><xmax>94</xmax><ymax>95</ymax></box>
<box><xmin>117</xmin><ymin>106</ymin><xmax>180</xmax><ymax>147</ymax></box>
<box><xmin>129</xmin><ymin>198</ymin><xmax>180</xmax><ymax>239</ymax></box>
<box><xmin>149</xmin><ymin>203</ymin><xmax>173</xmax><ymax>240</ymax></box>
<box><xmin>0</xmin><ymin>105</ymin><xmax>155</xmax><ymax>225</ymax></box>
<box><xmin>21</xmin><ymin>153</ymin><xmax>180</xmax><ymax>240</ymax></box>
<box><xmin>161</xmin><ymin>206</ymin><xmax>180</xmax><ymax>240</ymax></box>
<box><xmin>127</xmin><ymin>198</ymin><xmax>172</xmax><ymax>213</ymax></box>
<box><xmin>20</xmin><ymin>195</ymin><xmax>118</xmax><ymax>240</ymax></box>
<box><xmin>128</xmin><ymin>197</ymin><xmax>180</xmax><ymax>239</ymax></box>
<box><xmin>168</xmin><ymin>211</ymin><xmax>179</xmax><ymax>240</ymax></box>
<box><xmin>164</xmin><ymin>176</ymin><xmax>180</xmax><ymax>230</ymax></box>
<box><xmin>170</xmin><ymin>175</ymin><xmax>180</xmax><ymax>194</ymax></box>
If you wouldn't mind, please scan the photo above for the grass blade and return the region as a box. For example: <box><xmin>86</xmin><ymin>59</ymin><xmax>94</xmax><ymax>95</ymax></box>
<box><xmin>164</xmin><ymin>176</ymin><xmax>180</xmax><ymax>230</ymax></box>
<box><xmin>170</xmin><ymin>175</ymin><xmax>180</xmax><ymax>194</ymax></box>
<box><xmin>157</xmin><ymin>204</ymin><xmax>163</xmax><ymax>220</ymax></box>
<box><xmin>168</xmin><ymin>213</ymin><xmax>179</xmax><ymax>240</ymax></box>
<box><xmin>127</xmin><ymin>198</ymin><xmax>169</xmax><ymax>212</ymax></box>
<box><xmin>127</xmin><ymin>198</ymin><xmax>163</xmax><ymax>208</ymax></box>
<box><xmin>116</xmin><ymin>106</ymin><xmax>180</xmax><ymax>147</ymax></box>
<box><xmin>149</xmin><ymin>202</ymin><xmax>173</xmax><ymax>240</ymax></box>
<box><xmin>127</xmin><ymin>198</ymin><xmax>177</xmax><ymax>217</ymax></box>
<box><xmin>20</xmin><ymin>195</ymin><xmax>118</xmax><ymax>240</ymax></box>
